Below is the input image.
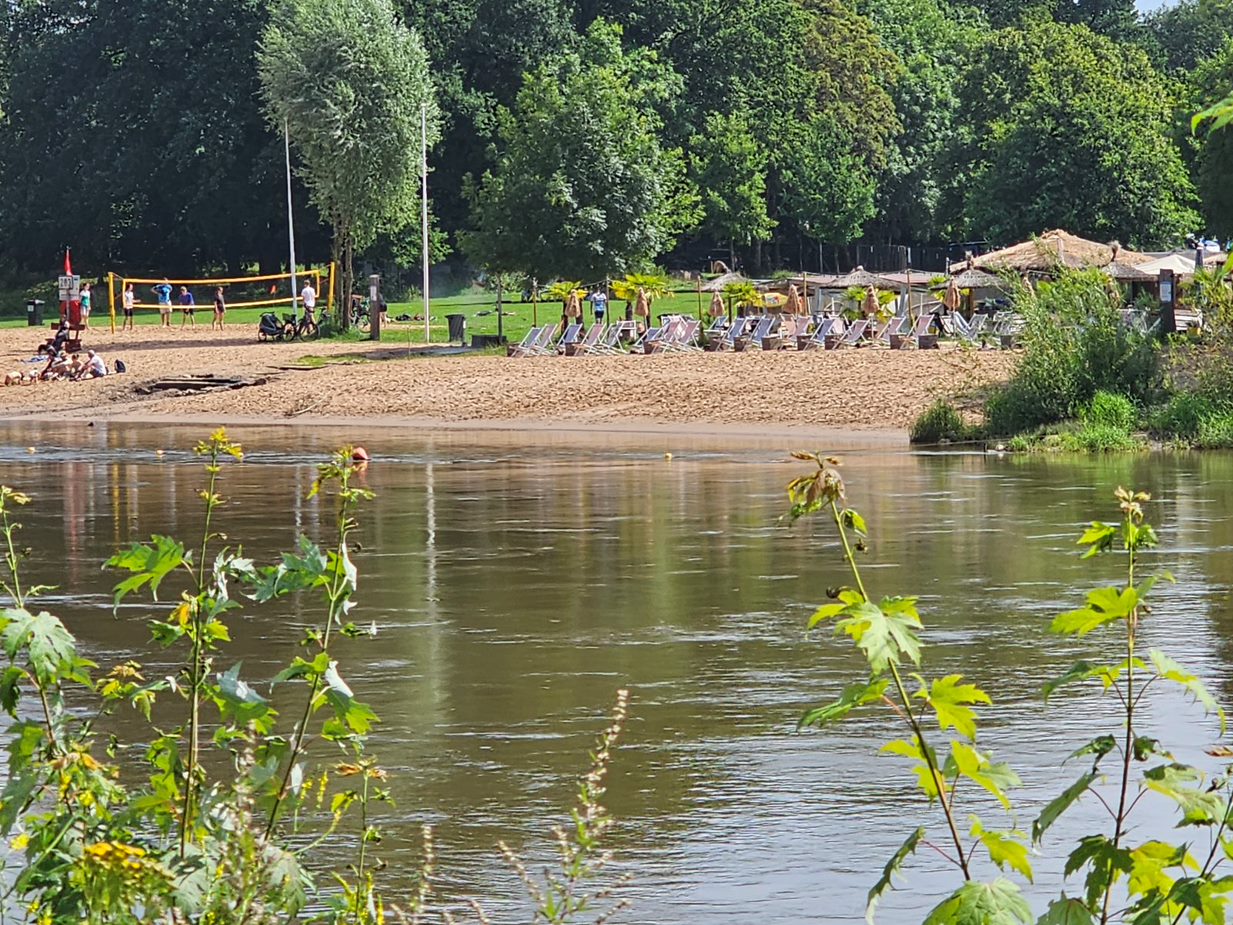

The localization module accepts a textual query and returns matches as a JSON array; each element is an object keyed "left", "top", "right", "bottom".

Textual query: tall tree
[
  {"left": 690, "top": 111, "right": 775, "bottom": 266},
  {"left": 1192, "top": 41, "right": 1233, "bottom": 238},
  {"left": 948, "top": 21, "right": 1199, "bottom": 247},
  {"left": 259, "top": 0, "right": 440, "bottom": 318},
  {"left": 464, "top": 20, "right": 700, "bottom": 283},
  {"left": 861, "top": 0, "right": 986, "bottom": 243},
  {"left": 0, "top": 0, "right": 310, "bottom": 275},
  {"left": 1143, "top": 0, "right": 1233, "bottom": 74}
]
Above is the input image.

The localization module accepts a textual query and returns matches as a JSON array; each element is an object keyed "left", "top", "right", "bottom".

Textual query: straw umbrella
[
  {"left": 861, "top": 285, "right": 880, "bottom": 318},
  {"left": 941, "top": 277, "right": 961, "bottom": 312},
  {"left": 563, "top": 290, "right": 582, "bottom": 333},
  {"left": 785, "top": 284, "right": 803, "bottom": 316},
  {"left": 708, "top": 292, "right": 725, "bottom": 318},
  {"left": 634, "top": 288, "right": 650, "bottom": 331}
]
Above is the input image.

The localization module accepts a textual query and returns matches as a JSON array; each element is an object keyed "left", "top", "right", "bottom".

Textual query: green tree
[
  {"left": 951, "top": 21, "right": 1199, "bottom": 248},
  {"left": 1143, "top": 0, "right": 1233, "bottom": 73},
  {"left": 690, "top": 111, "right": 774, "bottom": 267},
  {"left": 1192, "top": 41, "right": 1233, "bottom": 237},
  {"left": 258, "top": 0, "right": 440, "bottom": 321},
  {"left": 861, "top": 0, "right": 986, "bottom": 242},
  {"left": 0, "top": 0, "right": 313, "bottom": 275},
  {"left": 464, "top": 20, "right": 700, "bottom": 283}
]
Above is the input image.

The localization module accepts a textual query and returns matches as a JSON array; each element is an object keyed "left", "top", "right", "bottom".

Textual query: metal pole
[
  {"left": 284, "top": 119, "right": 299, "bottom": 322},
  {"left": 421, "top": 104, "right": 430, "bottom": 344}
]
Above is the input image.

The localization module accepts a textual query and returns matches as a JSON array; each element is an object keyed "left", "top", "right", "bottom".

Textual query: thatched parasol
[
  {"left": 701, "top": 271, "right": 749, "bottom": 293},
  {"left": 941, "top": 277, "right": 962, "bottom": 311},
  {"left": 835, "top": 265, "right": 899, "bottom": 289},
  {"left": 861, "top": 285, "right": 880, "bottom": 317},
  {"left": 634, "top": 288, "right": 650, "bottom": 319},
  {"left": 953, "top": 229, "right": 1152, "bottom": 274},
  {"left": 708, "top": 292, "right": 725, "bottom": 318},
  {"left": 565, "top": 291, "right": 582, "bottom": 319},
  {"left": 950, "top": 268, "right": 1005, "bottom": 290},
  {"left": 785, "top": 284, "right": 803, "bottom": 315}
]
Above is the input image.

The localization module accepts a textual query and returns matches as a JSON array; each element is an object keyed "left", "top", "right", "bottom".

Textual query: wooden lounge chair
[
  {"left": 829, "top": 318, "right": 868, "bottom": 349},
  {"left": 555, "top": 323, "right": 583, "bottom": 354},
  {"left": 712, "top": 316, "right": 749, "bottom": 352},
  {"left": 882, "top": 315, "right": 910, "bottom": 348},
  {"left": 799, "top": 316, "right": 837, "bottom": 351},
  {"left": 507, "top": 326, "right": 544, "bottom": 357},
  {"left": 735, "top": 316, "right": 775, "bottom": 352},
  {"left": 593, "top": 321, "right": 633, "bottom": 355},
  {"left": 909, "top": 313, "right": 939, "bottom": 349},
  {"left": 665, "top": 318, "right": 702, "bottom": 352},
  {"left": 565, "top": 323, "right": 604, "bottom": 356}
]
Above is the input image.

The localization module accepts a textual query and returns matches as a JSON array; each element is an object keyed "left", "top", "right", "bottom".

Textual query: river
[{"left": 1, "top": 422, "right": 1231, "bottom": 923}]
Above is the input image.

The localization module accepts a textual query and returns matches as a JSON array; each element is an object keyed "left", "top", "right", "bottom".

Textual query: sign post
[{"left": 369, "top": 274, "right": 381, "bottom": 341}]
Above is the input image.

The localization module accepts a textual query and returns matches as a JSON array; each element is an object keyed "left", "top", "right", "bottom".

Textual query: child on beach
[{"left": 212, "top": 287, "right": 225, "bottom": 330}]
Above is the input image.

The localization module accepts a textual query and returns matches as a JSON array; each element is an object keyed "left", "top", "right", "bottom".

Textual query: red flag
[{"left": 64, "top": 248, "right": 72, "bottom": 276}]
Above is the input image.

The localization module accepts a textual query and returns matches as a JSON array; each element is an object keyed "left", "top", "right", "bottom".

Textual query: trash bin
[
  {"left": 26, "top": 299, "right": 43, "bottom": 326},
  {"left": 446, "top": 313, "right": 466, "bottom": 343}
]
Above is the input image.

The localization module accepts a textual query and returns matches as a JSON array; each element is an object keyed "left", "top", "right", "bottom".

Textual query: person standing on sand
[
  {"left": 179, "top": 286, "right": 196, "bottom": 328},
  {"left": 212, "top": 287, "right": 226, "bottom": 330},
  {"left": 153, "top": 279, "right": 173, "bottom": 327},
  {"left": 122, "top": 282, "right": 135, "bottom": 331},
  {"left": 79, "top": 282, "right": 92, "bottom": 330},
  {"left": 300, "top": 280, "right": 317, "bottom": 322}
]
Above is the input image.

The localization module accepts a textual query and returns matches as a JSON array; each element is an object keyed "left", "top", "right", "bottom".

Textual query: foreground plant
[
  {"left": 0, "top": 432, "right": 387, "bottom": 923},
  {"left": 788, "top": 454, "right": 1229, "bottom": 924}
]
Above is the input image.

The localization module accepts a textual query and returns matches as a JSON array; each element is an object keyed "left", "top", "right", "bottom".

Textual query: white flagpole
[
  {"left": 284, "top": 118, "right": 299, "bottom": 322},
  {"left": 421, "top": 104, "right": 430, "bottom": 344}
]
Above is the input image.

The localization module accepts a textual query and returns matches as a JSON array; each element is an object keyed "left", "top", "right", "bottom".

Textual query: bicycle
[{"left": 281, "top": 311, "right": 319, "bottom": 340}]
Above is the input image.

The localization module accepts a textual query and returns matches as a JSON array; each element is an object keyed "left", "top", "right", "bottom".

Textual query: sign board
[
  {"left": 58, "top": 275, "right": 81, "bottom": 302},
  {"left": 1160, "top": 279, "right": 1173, "bottom": 304}
]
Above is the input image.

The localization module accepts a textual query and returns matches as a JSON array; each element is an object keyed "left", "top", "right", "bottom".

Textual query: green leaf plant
[
  {"left": 786, "top": 452, "right": 1027, "bottom": 923},
  {"left": 0, "top": 432, "right": 394, "bottom": 924},
  {"left": 788, "top": 455, "right": 1232, "bottom": 925}
]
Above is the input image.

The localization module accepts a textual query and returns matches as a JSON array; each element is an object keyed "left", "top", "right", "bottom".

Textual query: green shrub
[
  {"left": 1195, "top": 410, "right": 1233, "bottom": 449},
  {"left": 909, "top": 399, "right": 971, "bottom": 444},
  {"left": 1081, "top": 391, "right": 1137, "bottom": 432},
  {"left": 1146, "top": 392, "right": 1225, "bottom": 440},
  {"left": 985, "top": 269, "right": 1160, "bottom": 436},
  {"left": 1060, "top": 422, "right": 1142, "bottom": 453}
]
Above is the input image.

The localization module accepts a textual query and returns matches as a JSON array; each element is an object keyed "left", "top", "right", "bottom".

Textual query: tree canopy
[{"left": 0, "top": 0, "right": 1226, "bottom": 288}]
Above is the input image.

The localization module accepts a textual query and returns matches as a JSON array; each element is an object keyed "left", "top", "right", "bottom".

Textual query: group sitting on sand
[{"left": 5, "top": 348, "right": 110, "bottom": 385}]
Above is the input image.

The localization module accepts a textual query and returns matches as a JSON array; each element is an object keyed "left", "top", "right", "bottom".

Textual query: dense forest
[{"left": 0, "top": 0, "right": 1230, "bottom": 284}]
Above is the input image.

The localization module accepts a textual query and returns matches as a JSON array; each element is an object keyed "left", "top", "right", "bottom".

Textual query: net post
[
  {"left": 108, "top": 272, "right": 116, "bottom": 333},
  {"left": 327, "top": 262, "right": 336, "bottom": 320}
]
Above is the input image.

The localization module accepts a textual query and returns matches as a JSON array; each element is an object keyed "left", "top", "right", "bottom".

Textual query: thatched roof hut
[
  {"left": 701, "top": 271, "right": 749, "bottom": 292},
  {"left": 834, "top": 266, "right": 899, "bottom": 289},
  {"left": 951, "top": 230, "right": 1151, "bottom": 274},
  {"left": 1103, "top": 261, "right": 1155, "bottom": 283},
  {"left": 948, "top": 268, "right": 1005, "bottom": 290}
]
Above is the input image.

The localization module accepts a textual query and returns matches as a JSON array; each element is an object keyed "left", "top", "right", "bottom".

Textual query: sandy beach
[{"left": 0, "top": 325, "right": 1015, "bottom": 433}]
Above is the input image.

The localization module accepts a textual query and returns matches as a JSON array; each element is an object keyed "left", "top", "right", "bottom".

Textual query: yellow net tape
[{"left": 120, "top": 270, "right": 321, "bottom": 286}]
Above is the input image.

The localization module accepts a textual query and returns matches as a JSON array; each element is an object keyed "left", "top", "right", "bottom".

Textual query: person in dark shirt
[{"left": 179, "top": 286, "right": 196, "bottom": 328}]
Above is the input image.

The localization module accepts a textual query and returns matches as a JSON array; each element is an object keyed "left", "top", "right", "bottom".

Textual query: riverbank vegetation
[
  {"left": 0, "top": 432, "right": 630, "bottom": 923},
  {"left": 788, "top": 452, "right": 1229, "bottom": 923},
  {"left": 911, "top": 255, "right": 1233, "bottom": 451}
]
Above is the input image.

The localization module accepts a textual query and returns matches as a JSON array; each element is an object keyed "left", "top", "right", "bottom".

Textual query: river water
[{"left": 1, "top": 422, "right": 1231, "bottom": 923}]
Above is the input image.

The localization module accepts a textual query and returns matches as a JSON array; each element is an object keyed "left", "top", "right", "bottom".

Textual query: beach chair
[
  {"left": 909, "top": 313, "right": 939, "bottom": 349},
  {"left": 993, "top": 313, "right": 1025, "bottom": 349},
  {"left": 735, "top": 316, "right": 776, "bottom": 352},
  {"left": 763, "top": 316, "right": 802, "bottom": 350},
  {"left": 829, "top": 318, "right": 868, "bottom": 349},
  {"left": 636, "top": 321, "right": 666, "bottom": 354},
  {"left": 527, "top": 325, "right": 558, "bottom": 356},
  {"left": 799, "top": 316, "right": 837, "bottom": 351},
  {"left": 593, "top": 321, "right": 633, "bottom": 355},
  {"left": 666, "top": 318, "right": 702, "bottom": 352},
  {"left": 507, "top": 326, "right": 545, "bottom": 357},
  {"left": 555, "top": 323, "right": 583, "bottom": 354},
  {"left": 712, "top": 316, "right": 749, "bottom": 352},
  {"left": 565, "top": 322, "right": 604, "bottom": 356},
  {"left": 879, "top": 315, "right": 909, "bottom": 348},
  {"left": 701, "top": 317, "right": 727, "bottom": 349}
]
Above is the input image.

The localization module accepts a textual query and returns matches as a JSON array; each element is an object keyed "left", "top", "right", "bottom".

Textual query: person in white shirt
[
  {"left": 300, "top": 282, "right": 317, "bottom": 319},
  {"left": 77, "top": 350, "right": 107, "bottom": 380}
]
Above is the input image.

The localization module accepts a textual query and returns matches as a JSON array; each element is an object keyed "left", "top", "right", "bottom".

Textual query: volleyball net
[{"left": 104, "top": 265, "right": 335, "bottom": 331}]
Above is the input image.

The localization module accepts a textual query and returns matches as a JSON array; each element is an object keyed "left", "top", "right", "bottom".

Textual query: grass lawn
[{"left": 0, "top": 285, "right": 711, "bottom": 347}]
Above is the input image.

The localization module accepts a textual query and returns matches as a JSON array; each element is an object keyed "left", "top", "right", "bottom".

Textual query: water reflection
[{"left": 1, "top": 423, "right": 1231, "bottom": 923}]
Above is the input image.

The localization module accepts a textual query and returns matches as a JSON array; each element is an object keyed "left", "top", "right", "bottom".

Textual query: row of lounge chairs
[{"left": 507, "top": 311, "right": 1030, "bottom": 357}]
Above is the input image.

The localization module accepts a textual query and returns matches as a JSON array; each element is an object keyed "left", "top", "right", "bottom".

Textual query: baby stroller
[{"left": 257, "top": 312, "right": 295, "bottom": 342}]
